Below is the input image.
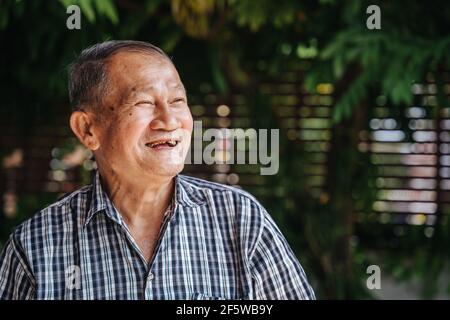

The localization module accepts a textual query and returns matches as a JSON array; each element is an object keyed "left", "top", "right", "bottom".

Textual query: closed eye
[
  {"left": 171, "top": 98, "right": 186, "bottom": 104},
  {"left": 135, "top": 101, "right": 155, "bottom": 106}
]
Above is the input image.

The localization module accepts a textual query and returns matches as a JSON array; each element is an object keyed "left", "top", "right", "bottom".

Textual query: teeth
[{"left": 148, "top": 140, "right": 178, "bottom": 148}]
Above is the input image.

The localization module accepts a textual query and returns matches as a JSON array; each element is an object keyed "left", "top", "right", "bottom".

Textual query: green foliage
[
  {"left": 229, "top": 0, "right": 299, "bottom": 31},
  {"left": 303, "top": 1, "right": 450, "bottom": 122},
  {"left": 306, "top": 29, "right": 450, "bottom": 122},
  {"left": 59, "top": 0, "right": 119, "bottom": 24}
]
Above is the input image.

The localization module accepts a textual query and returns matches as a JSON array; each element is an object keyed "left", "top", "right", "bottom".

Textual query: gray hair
[{"left": 68, "top": 40, "right": 170, "bottom": 112}]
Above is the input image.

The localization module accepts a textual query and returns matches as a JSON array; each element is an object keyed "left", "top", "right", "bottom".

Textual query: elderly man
[{"left": 0, "top": 40, "right": 315, "bottom": 300}]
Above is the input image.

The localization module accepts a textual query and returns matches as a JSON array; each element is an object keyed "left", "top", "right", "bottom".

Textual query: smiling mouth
[{"left": 145, "top": 139, "right": 180, "bottom": 149}]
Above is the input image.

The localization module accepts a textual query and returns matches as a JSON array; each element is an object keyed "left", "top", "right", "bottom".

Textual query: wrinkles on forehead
[
  {"left": 123, "top": 83, "right": 186, "bottom": 103},
  {"left": 102, "top": 51, "right": 183, "bottom": 110}
]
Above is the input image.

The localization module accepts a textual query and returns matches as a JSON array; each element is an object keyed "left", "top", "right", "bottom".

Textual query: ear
[{"left": 69, "top": 111, "right": 100, "bottom": 151}]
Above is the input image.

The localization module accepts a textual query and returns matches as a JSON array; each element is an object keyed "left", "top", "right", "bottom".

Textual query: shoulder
[
  {"left": 178, "top": 175, "right": 270, "bottom": 252},
  {"left": 178, "top": 174, "right": 266, "bottom": 213},
  {"left": 11, "top": 184, "right": 92, "bottom": 250}
]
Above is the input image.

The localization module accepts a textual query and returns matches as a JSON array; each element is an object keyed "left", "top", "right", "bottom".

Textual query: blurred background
[{"left": 0, "top": 0, "right": 449, "bottom": 299}]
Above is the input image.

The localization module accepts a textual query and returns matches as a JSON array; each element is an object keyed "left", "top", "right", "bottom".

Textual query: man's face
[{"left": 92, "top": 51, "right": 193, "bottom": 180}]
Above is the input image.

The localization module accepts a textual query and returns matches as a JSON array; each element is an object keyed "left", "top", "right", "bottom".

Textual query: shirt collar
[
  {"left": 84, "top": 171, "right": 206, "bottom": 227},
  {"left": 174, "top": 175, "right": 207, "bottom": 208}
]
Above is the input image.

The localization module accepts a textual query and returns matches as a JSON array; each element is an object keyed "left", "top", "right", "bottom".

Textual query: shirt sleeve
[
  {"left": 249, "top": 211, "right": 316, "bottom": 300},
  {"left": 0, "top": 233, "right": 35, "bottom": 300}
]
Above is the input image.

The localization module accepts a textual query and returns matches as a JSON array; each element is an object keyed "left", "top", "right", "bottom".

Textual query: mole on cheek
[
  {"left": 109, "top": 107, "right": 115, "bottom": 111},
  {"left": 129, "top": 113, "right": 132, "bottom": 116}
]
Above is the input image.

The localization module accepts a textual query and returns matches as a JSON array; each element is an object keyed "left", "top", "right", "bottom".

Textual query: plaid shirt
[{"left": 0, "top": 171, "right": 315, "bottom": 300}]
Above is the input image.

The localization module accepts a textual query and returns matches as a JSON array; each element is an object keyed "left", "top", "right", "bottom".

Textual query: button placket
[{"left": 144, "top": 272, "right": 155, "bottom": 299}]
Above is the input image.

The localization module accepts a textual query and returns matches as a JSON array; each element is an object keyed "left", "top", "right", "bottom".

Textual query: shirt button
[{"left": 148, "top": 273, "right": 154, "bottom": 281}]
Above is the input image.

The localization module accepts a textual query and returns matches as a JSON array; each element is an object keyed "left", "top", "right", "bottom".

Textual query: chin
[{"left": 152, "top": 163, "right": 185, "bottom": 178}]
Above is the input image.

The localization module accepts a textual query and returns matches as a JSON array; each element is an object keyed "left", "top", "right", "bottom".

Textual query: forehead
[{"left": 106, "top": 51, "right": 183, "bottom": 91}]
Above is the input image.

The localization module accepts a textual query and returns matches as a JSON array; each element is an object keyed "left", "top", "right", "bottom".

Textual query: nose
[{"left": 149, "top": 102, "right": 181, "bottom": 131}]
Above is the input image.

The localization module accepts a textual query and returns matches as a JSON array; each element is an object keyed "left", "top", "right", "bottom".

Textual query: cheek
[
  {"left": 180, "top": 109, "right": 194, "bottom": 131},
  {"left": 102, "top": 118, "right": 145, "bottom": 150}
]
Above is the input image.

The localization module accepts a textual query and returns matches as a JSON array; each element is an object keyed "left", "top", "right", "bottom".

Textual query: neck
[{"left": 97, "top": 167, "right": 175, "bottom": 225}]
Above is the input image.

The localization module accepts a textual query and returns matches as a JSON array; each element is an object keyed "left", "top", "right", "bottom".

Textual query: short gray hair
[{"left": 68, "top": 40, "right": 170, "bottom": 112}]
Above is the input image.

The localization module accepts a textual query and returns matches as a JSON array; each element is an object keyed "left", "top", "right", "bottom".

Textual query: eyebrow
[{"left": 172, "top": 83, "right": 186, "bottom": 93}]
